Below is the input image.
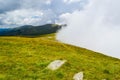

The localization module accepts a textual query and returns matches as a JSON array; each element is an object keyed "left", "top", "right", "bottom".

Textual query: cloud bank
[
  {"left": 57, "top": 0, "right": 120, "bottom": 59},
  {"left": 0, "top": 0, "right": 84, "bottom": 28}
]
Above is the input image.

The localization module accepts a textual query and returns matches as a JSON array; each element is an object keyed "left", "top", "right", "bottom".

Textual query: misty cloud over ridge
[
  {"left": 0, "top": 0, "right": 85, "bottom": 28},
  {"left": 57, "top": 0, "right": 120, "bottom": 59}
]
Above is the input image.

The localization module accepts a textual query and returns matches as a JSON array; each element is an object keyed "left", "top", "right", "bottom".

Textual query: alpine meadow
[{"left": 0, "top": 34, "right": 120, "bottom": 80}]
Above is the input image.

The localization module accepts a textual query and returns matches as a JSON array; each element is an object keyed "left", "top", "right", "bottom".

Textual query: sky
[{"left": 0, "top": 0, "right": 86, "bottom": 28}]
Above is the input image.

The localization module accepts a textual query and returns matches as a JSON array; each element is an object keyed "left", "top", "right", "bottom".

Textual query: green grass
[{"left": 0, "top": 34, "right": 120, "bottom": 80}]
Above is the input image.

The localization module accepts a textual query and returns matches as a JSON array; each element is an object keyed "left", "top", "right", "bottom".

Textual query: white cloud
[
  {"left": 1, "top": 9, "right": 44, "bottom": 26},
  {"left": 63, "top": 0, "right": 81, "bottom": 4},
  {"left": 0, "top": 0, "right": 84, "bottom": 27},
  {"left": 57, "top": 0, "right": 120, "bottom": 59},
  {"left": 56, "top": 13, "right": 72, "bottom": 25},
  {"left": 46, "top": 0, "right": 52, "bottom": 4}
]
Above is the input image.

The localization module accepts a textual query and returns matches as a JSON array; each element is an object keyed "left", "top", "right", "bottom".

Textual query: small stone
[
  {"left": 47, "top": 60, "right": 66, "bottom": 70},
  {"left": 48, "top": 37, "right": 52, "bottom": 39},
  {"left": 73, "top": 72, "right": 83, "bottom": 80}
]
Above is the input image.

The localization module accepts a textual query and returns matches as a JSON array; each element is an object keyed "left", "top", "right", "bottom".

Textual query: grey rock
[
  {"left": 47, "top": 60, "right": 66, "bottom": 70},
  {"left": 73, "top": 72, "right": 83, "bottom": 80}
]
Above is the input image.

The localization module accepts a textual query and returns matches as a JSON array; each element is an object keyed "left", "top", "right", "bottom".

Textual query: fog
[{"left": 57, "top": 0, "right": 120, "bottom": 59}]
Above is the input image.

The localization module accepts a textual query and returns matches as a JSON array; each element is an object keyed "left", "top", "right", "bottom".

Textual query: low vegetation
[
  {"left": 0, "top": 34, "right": 120, "bottom": 80},
  {"left": 0, "top": 24, "right": 61, "bottom": 36}
]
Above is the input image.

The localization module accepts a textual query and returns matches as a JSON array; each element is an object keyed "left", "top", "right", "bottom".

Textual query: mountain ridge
[{"left": 0, "top": 24, "right": 62, "bottom": 36}]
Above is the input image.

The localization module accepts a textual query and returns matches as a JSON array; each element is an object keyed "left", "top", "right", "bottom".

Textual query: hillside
[
  {"left": 0, "top": 34, "right": 120, "bottom": 80},
  {"left": 0, "top": 24, "right": 62, "bottom": 36}
]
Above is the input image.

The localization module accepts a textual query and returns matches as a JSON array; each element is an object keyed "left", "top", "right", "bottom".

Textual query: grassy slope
[{"left": 0, "top": 34, "right": 120, "bottom": 80}]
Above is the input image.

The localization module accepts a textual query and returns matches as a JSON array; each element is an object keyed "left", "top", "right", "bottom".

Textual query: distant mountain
[
  {"left": 0, "top": 28, "right": 12, "bottom": 35},
  {"left": 0, "top": 24, "right": 62, "bottom": 36}
]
